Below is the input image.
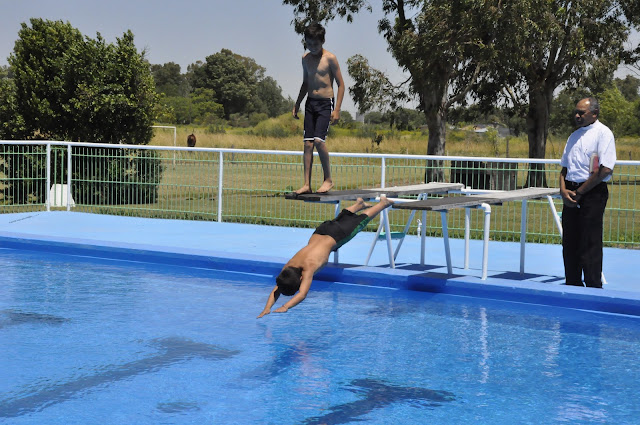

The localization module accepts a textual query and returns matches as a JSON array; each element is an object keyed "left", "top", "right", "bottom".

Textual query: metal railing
[{"left": 1, "top": 140, "right": 639, "bottom": 248}]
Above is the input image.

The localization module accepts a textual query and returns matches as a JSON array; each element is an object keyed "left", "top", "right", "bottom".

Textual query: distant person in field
[
  {"left": 291, "top": 22, "right": 345, "bottom": 195},
  {"left": 258, "top": 196, "right": 393, "bottom": 317},
  {"left": 559, "top": 97, "right": 616, "bottom": 288}
]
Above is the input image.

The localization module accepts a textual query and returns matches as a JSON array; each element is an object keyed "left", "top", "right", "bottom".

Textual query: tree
[
  {"left": 191, "top": 88, "right": 225, "bottom": 124},
  {"left": 8, "top": 19, "right": 157, "bottom": 144},
  {"left": 384, "top": 108, "right": 426, "bottom": 131},
  {"left": 2, "top": 19, "right": 161, "bottom": 204},
  {"left": 336, "top": 110, "right": 354, "bottom": 127},
  {"left": 252, "top": 76, "right": 291, "bottom": 117},
  {"left": 346, "top": 54, "right": 397, "bottom": 114},
  {"left": 0, "top": 65, "right": 12, "bottom": 80},
  {"left": 151, "top": 62, "right": 189, "bottom": 97},
  {"left": 364, "top": 111, "right": 385, "bottom": 125},
  {"left": 0, "top": 77, "right": 24, "bottom": 139},
  {"left": 614, "top": 75, "right": 640, "bottom": 102},
  {"left": 9, "top": 19, "right": 84, "bottom": 140},
  {"left": 489, "top": 1, "right": 633, "bottom": 186},
  {"left": 598, "top": 85, "right": 640, "bottom": 136},
  {"left": 189, "top": 49, "right": 290, "bottom": 120},
  {"left": 190, "top": 49, "right": 257, "bottom": 118},
  {"left": 284, "top": 0, "right": 499, "bottom": 181}
]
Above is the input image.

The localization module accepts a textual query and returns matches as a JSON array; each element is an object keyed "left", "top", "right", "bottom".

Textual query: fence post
[
  {"left": 46, "top": 143, "right": 51, "bottom": 211},
  {"left": 380, "top": 156, "right": 386, "bottom": 188},
  {"left": 217, "top": 151, "right": 224, "bottom": 222},
  {"left": 67, "top": 144, "right": 72, "bottom": 211}
]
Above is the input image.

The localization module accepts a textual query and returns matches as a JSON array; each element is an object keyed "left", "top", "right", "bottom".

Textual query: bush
[
  {"left": 72, "top": 148, "right": 164, "bottom": 205},
  {"left": 249, "top": 112, "right": 269, "bottom": 127},
  {"left": 206, "top": 124, "right": 226, "bottom": 134},
  {"left": 250, "top": 113, "right": 303, "bottom": 138},
  {"left": 2, "top": 19, "right": 164, "bottom": 207}
]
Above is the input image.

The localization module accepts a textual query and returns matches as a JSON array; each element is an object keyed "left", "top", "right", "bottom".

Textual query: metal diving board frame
[
  {"left": 284, "top": 183, "right": 464, "bottom": 267},
  {"left": 393, "top": 187, "right": 561, "bottom": 280}
]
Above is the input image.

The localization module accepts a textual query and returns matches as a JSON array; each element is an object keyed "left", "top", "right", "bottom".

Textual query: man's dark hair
[
  {"left": 586, "top": 97, "right": 600, "bottom": 117},
  {"left": 276, "top": 266, "right": 302, "bottom": 296},
  {"left": 304, "top": 22, "right": 326, "bottom": 42}
]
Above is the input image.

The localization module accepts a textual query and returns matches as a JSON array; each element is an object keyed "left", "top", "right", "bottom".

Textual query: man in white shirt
[{"left": 559, "top": 97, "right": 616, "bottom": 288}]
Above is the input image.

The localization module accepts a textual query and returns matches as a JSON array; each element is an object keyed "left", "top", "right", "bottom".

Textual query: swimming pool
[{"left": 1, "top": 248, "right": 640, "bottom": 424}]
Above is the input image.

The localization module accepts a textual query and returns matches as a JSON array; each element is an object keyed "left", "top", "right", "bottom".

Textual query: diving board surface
[
  {"left": 394, "top": 187, "right": 559, "bottom": 211},
  {"left": 285, "top": 182, "right": 463, "bottom": 202}
]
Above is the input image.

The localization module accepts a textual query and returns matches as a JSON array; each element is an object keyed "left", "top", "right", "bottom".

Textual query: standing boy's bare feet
[
  {"left": 316, "top": 180, "right": 334, "bottom": 193},
  {"left": 294, "top": 185, "right": 312, "bottom": 195}
]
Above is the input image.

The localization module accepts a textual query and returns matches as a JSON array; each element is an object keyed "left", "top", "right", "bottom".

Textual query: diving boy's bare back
[{"left": 258, "top": 197, "right": 393, "bottom": 318}]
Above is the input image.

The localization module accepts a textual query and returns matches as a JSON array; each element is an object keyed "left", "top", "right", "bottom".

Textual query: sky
[{"left": 1, "top": 0, "right": 638, "bottom": 116}]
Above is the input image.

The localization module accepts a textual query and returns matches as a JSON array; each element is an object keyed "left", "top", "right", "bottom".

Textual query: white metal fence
[{"left": 1, "top": 140, "right": 639, "bottom": 248}]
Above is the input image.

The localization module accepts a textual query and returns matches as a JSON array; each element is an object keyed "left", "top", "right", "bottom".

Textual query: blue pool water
[{"left": 1, "top": 248, "right": 640, "bottom": 424}]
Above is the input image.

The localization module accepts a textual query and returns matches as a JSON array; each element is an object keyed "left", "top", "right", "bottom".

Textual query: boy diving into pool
[{"left": 257, "top": 196, "right": 393, "bottom": 318}]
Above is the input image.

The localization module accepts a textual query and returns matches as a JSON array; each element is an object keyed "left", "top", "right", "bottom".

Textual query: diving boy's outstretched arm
[
  {"left": 257, "top": 286, "right": 281, "bottom": 318},
  {"left": 273, "top": 271, "right": 313, "bottom": 314}
]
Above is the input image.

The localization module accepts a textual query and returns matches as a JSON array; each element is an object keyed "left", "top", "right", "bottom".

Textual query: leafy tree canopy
[
  {"left": 614, "top": 75, "right": 640, "bottom": 101},
  {"left": 158, "top": 49, "right": 293, "bottom": 125},
  {"left": 485, "top": 1, "right": 633, "bottom": 163},
  {"left": 0, "top": 65, "right": 12, "bottom": 80},
  {"left": 3, "top": 18, "right": 156, "bottom": 144},
  {"left": 189, "top": 49, "right": 260, "bottom": 118},
  {"left": 151, "top": 62, "right": 188, "bottom": 97}
]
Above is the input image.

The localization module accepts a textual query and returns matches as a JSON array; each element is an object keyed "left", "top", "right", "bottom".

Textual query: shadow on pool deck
[{"left": 0, "top": 211, "right": 639, "bottom": 315}]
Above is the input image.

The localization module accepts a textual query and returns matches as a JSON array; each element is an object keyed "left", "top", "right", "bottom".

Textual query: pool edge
[{"left": 2, "top": 232, "right": 640, "bottom": 317}]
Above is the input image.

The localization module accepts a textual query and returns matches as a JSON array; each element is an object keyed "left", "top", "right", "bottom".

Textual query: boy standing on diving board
[
  {"left": 258, "top": 196, "right": 393, "bottom": 318},
  {"left": 291, "top": 22, "right": 345, "bottom": 195}
]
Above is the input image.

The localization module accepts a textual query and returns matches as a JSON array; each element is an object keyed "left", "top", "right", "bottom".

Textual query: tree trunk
[
  {"left": 423, "top": 103, "right": 447, "bottom": 183},
  {"left": 525, "top": 86, "right": 553, "bottom": 187}
]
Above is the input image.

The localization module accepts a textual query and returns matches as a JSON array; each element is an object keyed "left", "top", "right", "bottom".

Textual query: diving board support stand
[
  {"left": 366, "top": 192, "right": 430, "bottom": 267},
  {"left": 440, "top": 211, "right": 453, "bottom": 274},
  {"left": 382, "top": 208, "right": 395, "bottom": 268},
  {"left": 464, "top": 208, "right": 471, "bottom": 269},
  {"left": 364, "top": 194, "right": 396, "bottom": 268},
  {"left": 462, "top": 204, "right": 491, "bottom": 279},
  {"left": 480, "top": 203, "right": 491, "bottom": 280},
  {"left": 420, "top": 210, "right": 427, "bottom": 266},
  {"left": 520, "top": 199, "right": 527, "bottom": 274}
]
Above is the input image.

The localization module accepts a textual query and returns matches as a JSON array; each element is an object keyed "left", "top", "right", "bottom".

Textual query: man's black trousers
[{"left": 562, "top": 181, "right": 608, "bottom": 288}]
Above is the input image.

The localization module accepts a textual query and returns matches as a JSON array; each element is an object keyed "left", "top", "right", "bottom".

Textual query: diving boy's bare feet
[
  {"left": 316, "top": 180, "right": 334, "bottom": 193},
  {"left": 294, "top": 185, "right": 312, "bottom": 195},
  {"left": 379, "top": 195, "right": 394, "bottom": 208},
  {"left": 354, "top": 197, "right": 371, "bottom": 211}
]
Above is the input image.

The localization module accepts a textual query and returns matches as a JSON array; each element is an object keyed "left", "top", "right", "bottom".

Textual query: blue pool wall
[{"left": 2, "top": 223, "right": 640, "bottom": 318}]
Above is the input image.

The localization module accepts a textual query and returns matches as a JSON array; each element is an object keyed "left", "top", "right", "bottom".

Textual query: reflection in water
[
  {"left": 478, "top": 307, "right": 490, "bottom": 384},
  {"left": 554, "top": 322, "right": 608, "bottom": 423},
  {"left": 156, "top": 401, "right": 201, "bottom": 414},
  {"left": 302, "top": 378, "right": 455, "bottom": 425},
  {"left": 242, "top": 330, "right": 335, "bottom": 382},
  {"left": 0, "top": 309, "right": 69, "bottom": 329},
  {"left": 0, "top": 337, "right": 239, "bottom": 418}
]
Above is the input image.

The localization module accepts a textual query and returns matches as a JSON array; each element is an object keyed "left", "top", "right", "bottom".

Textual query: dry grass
[{"left": 152, "top": 123, "right": 640, "bottom": 160}]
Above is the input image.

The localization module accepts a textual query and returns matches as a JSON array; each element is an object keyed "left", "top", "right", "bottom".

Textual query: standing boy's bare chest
[{"left": 304, "top": 54, "right": 331, "bottom": 79}]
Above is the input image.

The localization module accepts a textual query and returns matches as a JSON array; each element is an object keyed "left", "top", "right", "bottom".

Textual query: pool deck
[{"left": 1, "top": 211, "right": 639, "bottom": 315}]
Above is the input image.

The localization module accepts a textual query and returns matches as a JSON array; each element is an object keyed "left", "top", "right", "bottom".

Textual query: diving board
[
  {"left": 285, "top": 182, "right": 463, "bottom": 202},
  {"left": 394, "top": 187, "right": 560, "bottom": 279},
  {"left": 284, "top": 183, "right": 464, "bottom": 267}
]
